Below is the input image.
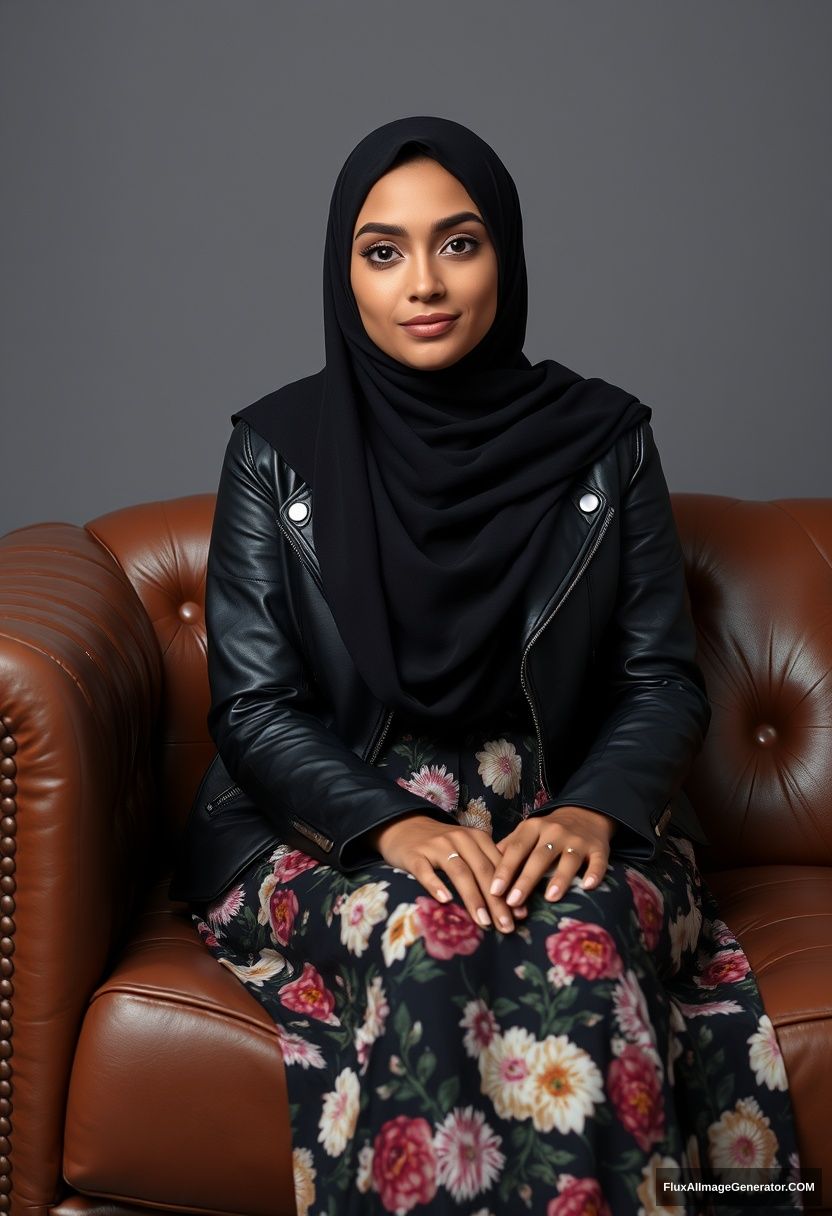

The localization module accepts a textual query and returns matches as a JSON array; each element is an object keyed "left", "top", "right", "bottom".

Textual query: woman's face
[{"left": 350, "top": 157, "right": 498, "bottom": 370}]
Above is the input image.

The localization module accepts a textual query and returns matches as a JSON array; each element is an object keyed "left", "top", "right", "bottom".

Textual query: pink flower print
[
  {"left": 207, "top": 882, "right": 244, "bottom": 928},
  {"left": 547, "top": 1175, "right": 612, "bottom": 1216},
  {"left": 459, "top": 998, "right": 500, "bottom": 1059},
  {"left": 546, "top": 919, "right": 624, "bottom": 981},
  {"left": 607, "top": 1043, "right": 665, "bottom": 1153},
  {"left": 279, "top": 962, "right": 339, "bottom": 1024},
  {"left": 625, "top": 868, "right": 664, "bottom": 951},
  {"left": 372, "top": 1115, "right": 437, "bottom": 1213},
  {"left": 414, "top": 896, "right": 484, "bottom": 960},
  {"left": 396, "top": 764, "right": 459, "bottom": 812},
  {"left": 194, "top": 918, "right": 218, "bottom": 947},
  {"left": 268, "top": 886, "right": 299, "bottom": 947},
  {"left": 273, "top": 850, "right": 319, "bottom": 883},
  {"left": 695, "top": 948, "right": 751, "bottom": 988}
]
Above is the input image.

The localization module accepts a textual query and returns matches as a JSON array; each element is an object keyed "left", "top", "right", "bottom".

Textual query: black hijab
[{"left": 233, "top": 115, "right": 652, "bottom": 728}]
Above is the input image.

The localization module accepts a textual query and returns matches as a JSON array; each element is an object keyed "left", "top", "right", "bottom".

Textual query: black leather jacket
[{"left": 177, "top": 414, "right": 711, "bottom": 902}]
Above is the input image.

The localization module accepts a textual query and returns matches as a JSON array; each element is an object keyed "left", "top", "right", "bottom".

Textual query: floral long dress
[{"left": 188, "top": 694, "right": 804, "bottom": 1216}]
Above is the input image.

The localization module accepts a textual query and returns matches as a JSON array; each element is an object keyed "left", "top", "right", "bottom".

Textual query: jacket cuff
[{"left": 339, "top": 805, "right": 460, "bottom": 871}]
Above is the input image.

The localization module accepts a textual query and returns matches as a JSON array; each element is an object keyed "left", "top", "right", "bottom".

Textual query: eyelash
[{"left": 358, "top": 235, "right": 481, "bottom": 269}]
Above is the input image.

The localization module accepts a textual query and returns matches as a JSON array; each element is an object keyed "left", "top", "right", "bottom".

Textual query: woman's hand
[
  {"left": 490, "top": 806, "right": 618, "bottom": 907},
  {"left": 366, "top": 813, "right": 526, "bottom": 932}
]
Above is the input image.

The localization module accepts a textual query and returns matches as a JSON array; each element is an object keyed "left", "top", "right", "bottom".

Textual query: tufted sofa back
[
  {"left": 85, "top": 493, "right": 216, "bottom": 853},
  {"left": 84, "top": 489, "right": 832, "bottom": 875}
]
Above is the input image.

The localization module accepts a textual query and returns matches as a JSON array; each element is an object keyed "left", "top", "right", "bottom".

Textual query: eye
[
  {"left": 359, "top": 242, "right": 400, "bottom": 268},
  {"left": 358, "top": 234, "right": 481, "bottom": 269}
]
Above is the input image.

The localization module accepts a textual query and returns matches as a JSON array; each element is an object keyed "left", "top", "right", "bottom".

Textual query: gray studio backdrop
[{"left": 1, "top": 1, "right": 830, "bottom": 535}]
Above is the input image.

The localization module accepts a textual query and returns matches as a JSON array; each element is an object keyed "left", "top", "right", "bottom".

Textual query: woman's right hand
[{"left": 366, "top": 813, "right": 523, "bottom": 932}]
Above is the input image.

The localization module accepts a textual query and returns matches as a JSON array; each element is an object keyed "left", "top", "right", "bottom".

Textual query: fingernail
[
  {"left": 582, "top": 875, "right": 596, "bottom": 888},
  {"left": 490, "top": 878, "right": 506, "bottom": 896},
  {"left": 435, "top": 889, "right": 450, "bottom": 902},
  {"left": 476, "top": 907, "right": 491, "bottom": 926},
  {"left": 506, "top": 887, "right": 523, "bottom": 906},
  {"left": 499, "top": 915, "right": 513, "bottom": 930},
  {"left": 546, "top": 883, "right": 559, "bottom": 899}
]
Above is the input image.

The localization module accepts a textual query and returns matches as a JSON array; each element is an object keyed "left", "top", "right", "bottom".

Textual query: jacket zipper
[
  {"left": 367, "top": 708, "right": 395, "bottom": 764},
  {"left": 206, "top": 783, "right": 243, "bottom": 815},
  {"left": 520, "top": 505, "right": 615, "bottom": 791},
  {"left": 276, "top": 514, "right": 323, "bottom": 593}
]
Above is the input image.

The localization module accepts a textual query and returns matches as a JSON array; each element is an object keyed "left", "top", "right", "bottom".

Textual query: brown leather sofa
[{"left": 0, "top": 486, "right": 829, "bottom": 1216}]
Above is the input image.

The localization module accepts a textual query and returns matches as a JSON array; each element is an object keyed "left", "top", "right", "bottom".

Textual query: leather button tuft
[
  {"left": 578, "top": 492, "right": 600, "bottom": 513},
  {"left": 287, "top": 501, "right": 310, "bottom": 523},
  {"left": 755, "top": 724, "right": 778, "bottom": 747},
  {"left": 178, "top": 601, "right": 200, "bottom": 622}
]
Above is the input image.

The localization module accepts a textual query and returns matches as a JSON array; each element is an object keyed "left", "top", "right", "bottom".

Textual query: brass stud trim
[{"left": 0, "top": 713, "right": 15, "bottom": 1207}]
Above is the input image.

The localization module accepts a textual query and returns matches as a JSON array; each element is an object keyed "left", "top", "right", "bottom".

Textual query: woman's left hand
[{"left": 490, "top": 806, "right": 618, "bottom": 912}]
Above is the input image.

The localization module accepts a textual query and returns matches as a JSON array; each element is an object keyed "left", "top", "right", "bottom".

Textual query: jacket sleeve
[
  {"left": 529, "top": 420, "right": 712, "bottom": 860},
  {"left": 205, "top": 419, "right": 458, "bottom": 872}
]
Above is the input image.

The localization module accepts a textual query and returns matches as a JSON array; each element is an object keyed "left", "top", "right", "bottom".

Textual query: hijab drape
[{"left": 232, "top": 115, "right": 652, "bottom": 727}]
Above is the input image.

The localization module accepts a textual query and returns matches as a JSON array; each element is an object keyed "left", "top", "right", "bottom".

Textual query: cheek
[
  {"left": 469, "top": 278, "right": 498, "bottom": 331},
  {"left": 465, "top": 259, "right": 498, "bottom": 315},
  {"left": 353, "top": 273, "right": 397, "bottom": 325}
]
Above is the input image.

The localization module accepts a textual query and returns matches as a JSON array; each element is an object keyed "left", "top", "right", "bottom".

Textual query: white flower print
[
  {"left": 356, "top": 1142, "right": 374, "bottom": 1193},
  {"left": 207, "top": 881, "right": 245, "bottom": 928},
  {"left": 456, "top": 795, "right": 492, "bottom": 833},
  {"left": 217, "top": 948, "right": 288, "bottom": 987},
  {"left": 380, "top": 901, "right": 420, "bottom": 967},
  {"left": 274, "top": 1026, "right": 326, "bottom": 1070},
  {"left": 636, "top": 1152, "right": 682, "bottom": 1214},
  {"left": 747, "top": 1014, "right": 788, "bottom": 1091},
  {"left": 707, "top": 1096, "right": 778, "bottom": 1181},
  {"left": 433, "top": 1105, "right": 505, "bottom": 1200},
  {"left": 292, "top": 1145, "right": 316, "bottom": 1216},
  {"left": 317, "top": 1067, "right": 360, "bottom": 1157},
  {"left": 338, "top": 881, "right": 390, "bottom": 956},
  {"left": 354, "top": 975, "right": 390, "bottom": 1075},
  {"left": 478, "top": 1026, "right": 537, "bottom": 1120},
  {"left": 397, "top": 763, "right": 459, "bottom": 811},
  {"left": 528, "top": 1033, "right": 605, "bottom": 1135},
  {"left": 476, "top": 738, "right": 522, "bottom": 798}
]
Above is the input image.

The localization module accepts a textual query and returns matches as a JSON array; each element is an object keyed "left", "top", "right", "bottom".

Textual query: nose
[{"left": 407, "top": 251, "right": 445, "bottom": 299}]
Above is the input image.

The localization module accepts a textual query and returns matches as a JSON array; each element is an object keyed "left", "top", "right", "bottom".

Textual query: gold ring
[
  {"left": 565, "top": 846, "right": 577, "bottom": 854},
  {"left": 446, "top": 852, "right": 460, "bottom": 861}
]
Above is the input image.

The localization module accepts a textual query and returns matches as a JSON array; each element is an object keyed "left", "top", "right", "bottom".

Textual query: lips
[
  {"left": 401, "top": 313, "right": 459, "bottom": 325},
  {"left": 399, "top": 314, "right": 461, "bottom": 338}
]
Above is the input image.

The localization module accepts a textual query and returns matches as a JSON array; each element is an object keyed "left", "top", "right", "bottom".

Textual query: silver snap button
[
  {"left": 578, "top": 491, "right": 600, "bottom": 513},
  {"left": 287, "top": 501, "right": 310, "bottom": 523}
]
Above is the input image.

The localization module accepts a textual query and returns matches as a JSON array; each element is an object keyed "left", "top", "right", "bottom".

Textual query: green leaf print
[
  {"left": 416, "top": 1048, "right": 437, "bottom": 1083},
  {"left": 393, "top": 1001, "right": 412, "bottom": 1044},
  {"left": 715, "top": 1072, "right": 736, "bottom": 1110},
  {"left": 437, "top": 1074, "right": 460, "bottom": 1111},
  {"left": 538, "top": 1142, "right": 577, "bottom": 1167}
]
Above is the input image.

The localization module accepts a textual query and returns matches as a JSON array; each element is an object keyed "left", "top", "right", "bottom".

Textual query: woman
[{"left": 181, "top": 116, "right": 803, "bottom": 1214}]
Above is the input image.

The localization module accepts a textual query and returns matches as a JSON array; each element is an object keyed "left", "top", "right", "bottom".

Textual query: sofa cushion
[{"left": 63, "top": 878, "right": 294, "bottom": 1215}]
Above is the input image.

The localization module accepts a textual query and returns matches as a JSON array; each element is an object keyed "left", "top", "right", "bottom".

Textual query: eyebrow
[{"left": 353, "top": 210, "right": 486, "bottom": 241}]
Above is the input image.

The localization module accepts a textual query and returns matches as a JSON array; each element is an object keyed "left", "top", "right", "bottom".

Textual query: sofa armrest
[{"left": 0, "top": 520, "right": 162, "bottom": 1203}]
